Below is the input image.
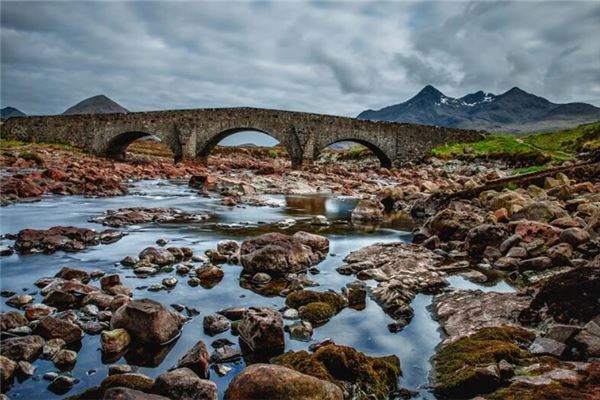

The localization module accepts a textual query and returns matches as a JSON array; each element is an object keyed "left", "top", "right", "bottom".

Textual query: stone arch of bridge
[
  {"left": 196, "top": 127, "right": 299, "bottom": 166},
  {"left": 318, "top": 138, "right": 393, "bottom": 168},
  {"left": 103, "top": 131, "right": 182, "bottom": 162}
]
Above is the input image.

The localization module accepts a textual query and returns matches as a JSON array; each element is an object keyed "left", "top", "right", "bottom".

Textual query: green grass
[
  {"left": 511, "top": 165, "right": 548, "bottom": 175},
  {"left": 431, "top": 120, "right": 600, "bottom": 164}
]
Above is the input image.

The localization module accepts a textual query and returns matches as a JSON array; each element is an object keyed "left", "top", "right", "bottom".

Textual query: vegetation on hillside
[{"left": 431, "top": 121, "right": 600, "bottom": 166}]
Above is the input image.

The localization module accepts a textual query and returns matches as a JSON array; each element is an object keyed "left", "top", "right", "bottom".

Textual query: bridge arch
[
  {"left": 196, "top": 127, "right": 298, "bottom": 166},
  {"left": 318, "top": 138, "right": 393, "bottom": 168},
  {"left": 102, "top": 130, "right": 183, "bottom": 162}
]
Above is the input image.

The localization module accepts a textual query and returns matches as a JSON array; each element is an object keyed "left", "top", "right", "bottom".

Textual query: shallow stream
[{"left": 0, "top": 180, "right": 514, "bottom": 399}]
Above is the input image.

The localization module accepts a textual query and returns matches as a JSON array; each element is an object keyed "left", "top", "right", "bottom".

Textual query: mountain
[
  {"left": 62, "top": 95, "right": 128, "bottom": 115},
  {"left": 358, "top": 85, "right": 600, "bottom": 133},
  {"left": 1, "top": 106, "right": 26, "bottom": 119}
]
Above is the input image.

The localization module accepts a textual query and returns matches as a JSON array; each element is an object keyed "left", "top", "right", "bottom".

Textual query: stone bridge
[{"left": 0, "top": 107, "right": 483, "bottom": 167}]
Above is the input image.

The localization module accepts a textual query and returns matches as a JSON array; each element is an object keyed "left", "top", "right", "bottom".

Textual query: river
[{"left": 0, "top": 179, "right": 514, "bottom": 399}]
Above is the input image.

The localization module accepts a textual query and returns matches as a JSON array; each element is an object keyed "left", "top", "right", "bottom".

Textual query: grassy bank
[{"left": 431, "top": 121, "right": 600, "bottom": 166}]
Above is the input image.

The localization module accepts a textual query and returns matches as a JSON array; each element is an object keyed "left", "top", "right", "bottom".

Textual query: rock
[
  {"left": 210, "top": 345, "right": 241, "bottom": 364},
  {"left": 13, "top": 226, "right": 106, "bottom": 254},
  {"left": 432, "top": 326, "right": 534, "bottom": 398},
  {"left": 138, "top": 247, "right": 175, "bottom": 266},
  {"left": 288, "top": 321, "right": 313, "bottom": 341},
  {"left": 82, "top": 304, "right": 100, "bottom": 316},
  {"left": 520, "top": 266, "right": 600, "bottom": 325},
  {"left": 203, "top": 314, "right": 231, "bottom": 336},
  {"left": 529, "top": 337, "right": 567, "bottom": 358},
  {"left": 174, "top": 340, "right": 210, "bottom": 379},
  {"left": 240, "top": 232, "right": 326, "bottom": 275},
  {"left": 340, "top": 242, "right": 447, "bottom": 330},
  {"left": 212, "top": 364, "right": 232, "bottom": 377},
  {"left": 559, "top": 227, "right": 590, "bottom": 246},
  {"left": 493, "top": 256, "right": 520, "bottom": 271},
  {"left": 573, "top": 321, "right": 600, "bottom": 357},
  {"left": 109, "top": 364, "right": 136, "bottom": 375},
  {"left": 351, "top": 199, "right": 384, "bottom": 222},
  {"left": 110, "top": 294, "right": 131, "bottom": 311},
  {"left": 17, "top": 359, "right": 35, "bottom": 379},
  {"left": 498, "top": 359, "right": 514, "bottom": 380},
  {"left": 426, "top": 207, "right": 485, "bottom": 241},
  {"left": 499, "top": 233, "right": 522, "bottom": 254},
  {"left": 519, "top": 256, "right": 553, "bottom": 271},
  {"left": 121, "top": 256, "right": 137, "bottom": 267},
  {"left": 52, "top": 349, "right": 77, "bottom": 369},
  {"left": 47, "top": 375, "right": 79, "bottom": 394},
  {"left": 547, "top": 243, "right": 573, "bottom": 266},
  {"left": 150, "top": 368, "right": 218, "bottom": 400},
  {"left": 251, "top": 272, "right": 271, "bottom": 285},
  {"left": 104, "top": 387, "right": 170, "bottom": 400},
  {"left": 291, "top": 231, "right": 329, "bottom": 255},
  {"left": 100, "top": 373, "right": 155, "bottom": 394},
  {"left": 272, "top": 342, "right": 401, "bottom": 399},
  {"left": 0, "top": 311, "right": 28, "bottom": 330},
  {"left": 511, "top": 201, "right": 568, "bottom": 222},
  {"left": 23, "top": 303, "right": 54, "bottom": 321},
  {"left": 162, "top": 277, "right": 178, "bottom": 288},
  {"left": 506, "top": 246, "right": 527, "bottom": 258},
  {"left": 42, "top": 338, "right": 66, "bottom": 359},
  {"left": 0, "top": 355, "right": 17, "bottom": 386},
  {"left": 55, "top": 266, "right": 91, "bottom": 282},
  {"left": 544, "top": 324, "right": 581, "bottom": 343},
  {"left": 6, "top": 294, "right": 33, "bottom": 308},
  {"left": 33, "top": 316, "right": 82, "bottom": 344},
  {"left": 217, "top": 240, "right": 240, "bottom": 256},
  {"left": 92, "top": 207, "right": 209, "bottom": 227},
  {"left": 101, "top": 274, "right": 122, "bottom": 290},
  {"left": 513, "top": 220, "right": 562, "bottom": 244},
  {"left": 311, "top": 215, "right": 330, "bottom": 226},
  {"left": 238, "top": 307, "right": 284, "bottom": 352},
  {"left": 282, "top": 308, "right": 299, "bottom": 320},
  {"left": 465, "top": 224, "right": 507, "bottom": 257},
  {"left": 217, "top": 307, "right": 248, "bottom": 321},
  {"left": 82, "top": 292, "right": 114, "bottom": 310},
  {"left": 101, "top": 328, "right": 131, "bottom": 354},
  {"left": 433, "top": 290, "right": 531, "bottom": 342},
  {"left": 298, "top": 302, "right": 335, "bottom": 325},
  {"left": 0, "top": 245, "right": 14, "bottom": 256},
  {"left": 111, "top": 299, "right": 183, "bottom": 345},
  {"left": 224, "top": 364, "right": 343, "bottom": 400},
  {"left": 195, "top": 265, "right": 224, "bottom": 285}
]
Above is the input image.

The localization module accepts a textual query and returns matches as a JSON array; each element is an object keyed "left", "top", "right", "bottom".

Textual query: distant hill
[
  {"left": 358, "top": 85, "right": 600, "bottom": 133},
  {"left": 63, "top": 95, "right": 128, "bottom": 115},
  {"left": 1, "top": 106, "right": 26, "bottom": 119}
]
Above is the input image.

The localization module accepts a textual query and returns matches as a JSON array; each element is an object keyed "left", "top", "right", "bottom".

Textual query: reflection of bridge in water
[{"left": 1, "top": 107, "right": 483, "bottom": 168}]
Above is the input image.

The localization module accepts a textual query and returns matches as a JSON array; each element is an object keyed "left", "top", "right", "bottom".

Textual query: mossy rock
[
  {"left": 99, "top": 373, "right": 154, "bottom": 394},
  {"left": 272, "top": 343, "right": 401, "bottom": 399},
  {"left": 298, "top": 302, "right": 335, "bottom": 325},
  {"left": 285, "top": 290, "right": 347, "bottom": 312},
  {"left": 433, "top": 326, "right": 535, "bottom": 398},
  {"left": 487, "top": 382, "right": 594, "bottom": 400}
]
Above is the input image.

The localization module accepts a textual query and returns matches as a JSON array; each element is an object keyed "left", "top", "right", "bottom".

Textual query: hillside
[
  {"left": 358, "top": 86, "right": 600, "bottom": 133},
  {"left": 1, "top": 107, "right": 26, "bottom": 119},
  {"left": 62, "top": 95, "right": 128, "bottom": 115}
]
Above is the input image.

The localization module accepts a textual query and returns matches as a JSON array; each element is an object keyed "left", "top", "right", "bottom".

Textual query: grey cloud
[{"left": 1, "top": 1, "right": 598, "bottom": 117}]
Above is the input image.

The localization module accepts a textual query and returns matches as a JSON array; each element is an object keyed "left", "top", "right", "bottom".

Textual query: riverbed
[{"left": 0, "top": 179, "right": 514, "bottom": 399}]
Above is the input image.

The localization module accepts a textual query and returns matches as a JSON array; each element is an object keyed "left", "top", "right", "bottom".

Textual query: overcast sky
[{"left": 1, "top": 1, "right": 599, "bottom": 116}]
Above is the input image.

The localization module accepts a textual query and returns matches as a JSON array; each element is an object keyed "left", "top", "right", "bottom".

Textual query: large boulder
[
  {"left": 511, "top": 201, "right": 568, "bottom": 222},
  {"left": 465, "top": 224, "right": 508, "bottom": 257},
  {"left": 272, "top": 342, "right": 401, "bottom": 399},
  {"left": 173, "top": 340, "right": 210, "bottom": 379},
  {"left": 138, "top": 247, "right": 175, "bottom": 266},
  {"left": 33, "top": 316, "right": 82, "bottom": 344},
  {"left": 111, "top": 299, "right": 182, "bottom": 345},
  {"left": 224, "top": 364, "right": 343, "bottom": 400},
  {"left": 426, "top": 207, "right": 485, "bottom": 241},
  {"left": 1, "top": 335, "right": 45, "bottom": 361},
  {"left": 240, "top": 232, "right": 327, "bottom": 275},
  {"left": 152, "top": 368, "right": 217, "bottom": 400},
  {"left": 238, "top": 307, "right": 284, "bottom": 352}
]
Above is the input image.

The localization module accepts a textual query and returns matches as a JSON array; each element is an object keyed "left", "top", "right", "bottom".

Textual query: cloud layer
[{"left": 1, "top": 1, "right": 599, "bottom": 116}]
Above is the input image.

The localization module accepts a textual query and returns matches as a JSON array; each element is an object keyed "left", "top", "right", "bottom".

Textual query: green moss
[
  {"left": 272, "top": 343, "right": 401, "bottom": 399},
  {"left": 285, "top": 289, "right": 347, "bottom": 312},
  {"left": 433, "top": 326, "right": 535, "bottom": 398},
  {"left": 18, "top": 151, "right": 44, "bottom": 165},
  {"left": 488, "top": 382, "right": 589, "bottom": 400},
  {"left": 0, "top": 139, "right": 25, "bottom": 149},
  {"left": 298, "top": 302, "right": 335, "bottom": 325},
  {"left": 511, "top": 165, "right": 548, "bottom": 175},
  {"left": 523, "top": 120, "right": 600, "bottom": 154}
]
